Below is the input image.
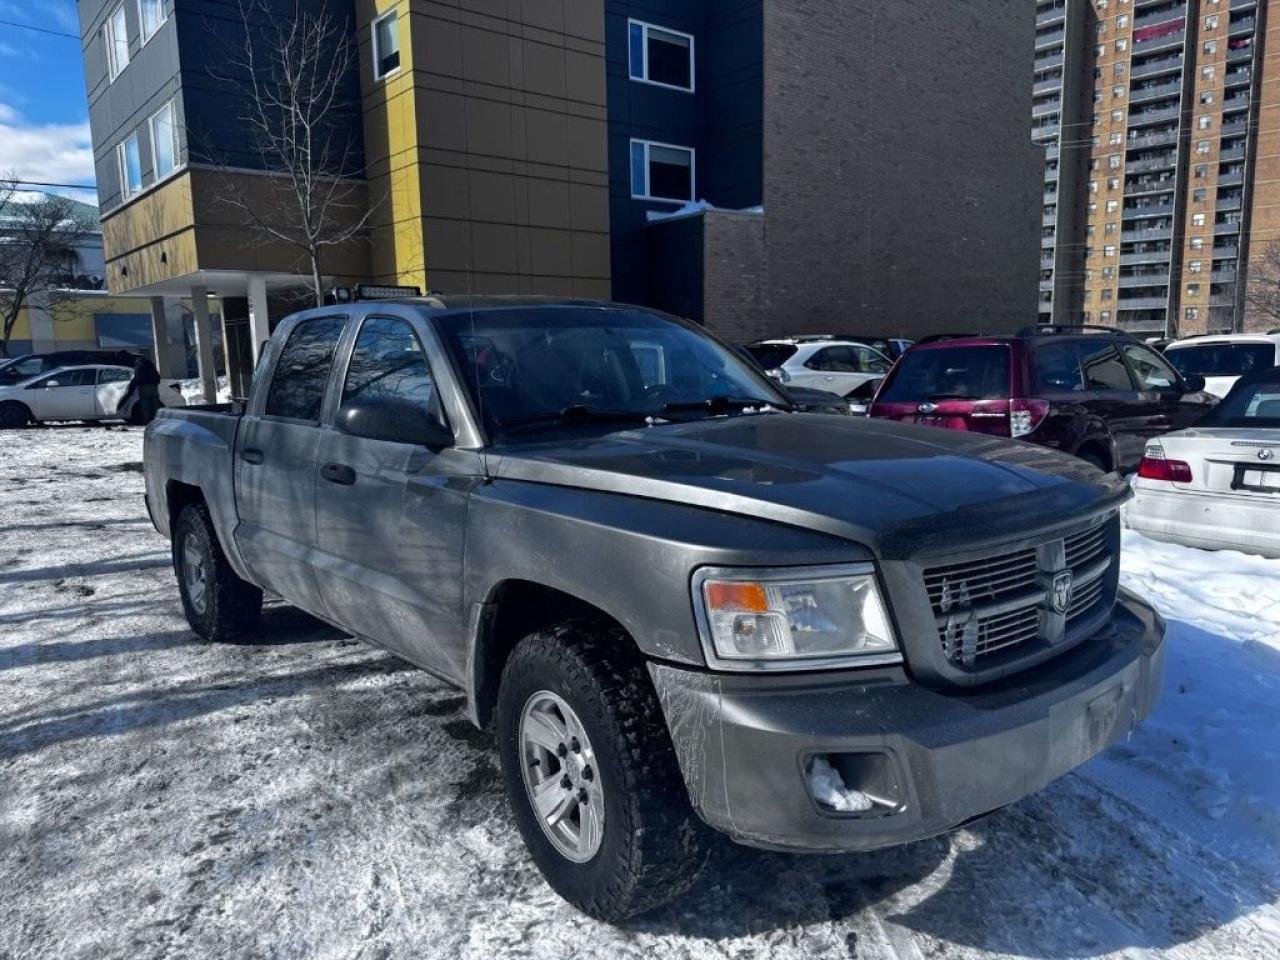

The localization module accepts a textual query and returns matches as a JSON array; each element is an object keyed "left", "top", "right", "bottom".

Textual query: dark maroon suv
[{"left": 869, "top": 326, "right": 1215, "bottom": 472}]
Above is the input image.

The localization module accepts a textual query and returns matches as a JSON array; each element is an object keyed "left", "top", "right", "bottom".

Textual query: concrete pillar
[
  {"left": 190, "top": 285, "right": 218, "bottom": 404},
  {"left": 149, "top": 296, "right": 184, "bottom": 378},
  {"left": 27, "top": 296, "right": 57, "bottom": 351},
  {"left": 248, "top": 274, "right": 271, "bottom": 365}
]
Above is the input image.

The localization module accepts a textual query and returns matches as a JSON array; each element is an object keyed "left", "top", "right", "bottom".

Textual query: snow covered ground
[{"left": 1, "top": 426, "right": 1278, "bottom": 960}]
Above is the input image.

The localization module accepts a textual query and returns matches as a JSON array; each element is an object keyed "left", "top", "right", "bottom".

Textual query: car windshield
[
  {"left": 744, "top": 343, "right": 798, "bottom": 370},
  {"left": 1166, "top": 343, "right": 1275, "bottom": 377},
  {"left": 1197, "top": 376, "right": 1280, "bottom": 428},
  {"left": 876, "top": 345, "right": 1010, "bottom": 403},
  {"left": 435, "top": 307, "right": 789, "bottom": 439}
]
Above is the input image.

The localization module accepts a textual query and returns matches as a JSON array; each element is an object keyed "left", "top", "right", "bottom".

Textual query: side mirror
[
  {"left": 335, "top": 397, "right": 453, "bottom": 448},
  {"left": 1183, "top": 374, "right": 1206, "bottom": 393}
]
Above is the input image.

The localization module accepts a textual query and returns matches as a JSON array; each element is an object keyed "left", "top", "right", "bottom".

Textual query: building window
[
  {"left": 1116, "top": 39, "right": 1127, "bottom": 52},
  {"left": 630, "top": 139, "right": 694, "bottom": 203},
  {"left": 1195, "top": 163, "right": 1208, "bottom": 178},
  {"left": 117, "top": 132, "right": 143, "bottom": 200},
  {"left": 1114, "top": 62, "right": 1125, "bottom": 76},
  {"left": 1104, "top": 244, "right": 1117, "bottom": 257},
  {"left": 1204, "top": 40, "right": 1217, "bottom": 55},
  {"left": 149, "top": 100, "right": 179, "bottom": 181},
  {"left": 1197, "top": 140, "right": 1211, "bottom": 154},
  {"left": 1108, "top": 176, "right": 1120, "bottom": 190},
  {"left": 1191, "top": 237, "right": 1205, "bottom": 250},
  {"left": 372, "top": 10, "right": 400, "bottom": 80},
  {"left": 1118, "top": 14, "right": 1129, "bottom": 27},
  {"left": 1189, "top": 260, "right": 1203, "bottom": 273},
  {"left": 1111, "top": 108, "right": 1124, "bottom": 122},
  {"left": 1108, "top": 154, "right": 1122, "bottom": 168},
  {"left": 628, "top": 20, "right": 694, "bottom": 92},
  {"left": 1106, "top": 199, "right": 1119, "bottom": 212},
  {"left": 139, "top": 0, "right": 166, "bottom": 43},
  {"left": 1192, "top": 213, "right": 1207, "bottom": 226},
  {"left": 1112, "top": 85, "right": 1125, "bottom": 98},
  {"left": 1102, "top": 289, "right": 1113, "bottom": 300},
  {"left": 1100, "top": 310, "right": 1112, "bottom": 321},
  {"left": 1206, "top": 14, "right": 1219, "bottom": 29},
  {"left": 1186, "top": 308, "right": 1199, "bottom": 321},
  {"left": 1194, "top": 188, "right": 1207, "bottom": 202},
  {"left": 1199, "top": 115, "right": 1212, "bottom": 130},
  {"left": 1201, "top": 91, "right": 1215, "bottom": 105},
  {"left": 1110, "top": 132, "right": 1122, "bottom": 144},
  {"left": 1103, "top": 266, "right": 1115, "bottom": 279},
  {"left": 104, "top": 3, "right": 129, "bottom": 81},
  {"left": 1203, "top": 66, "right": 1216, "bottom": 80},
  {"left": 1105, "top": 222, "right": 1117, "bottom": 235},
  {"left": 1187, "top": 283, "right": 1201, "bottom": 295}
]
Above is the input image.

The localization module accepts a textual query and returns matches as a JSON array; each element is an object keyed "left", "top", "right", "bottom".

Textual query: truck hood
[{"left": 490, "top": 414, "right": 1130, "bottom": 558}]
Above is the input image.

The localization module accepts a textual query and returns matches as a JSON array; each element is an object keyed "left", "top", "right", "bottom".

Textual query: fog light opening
[{"left": 805, "top": 752, "right": 902, "bottom": 817}]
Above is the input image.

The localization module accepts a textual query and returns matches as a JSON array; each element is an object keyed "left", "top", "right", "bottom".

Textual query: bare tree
[
  {"left": 1243, "top": 240, "right": 1280, "bottom": 331},
  {"left": 204, "top": 1, "right": 374, "bottom": 306},
  {"left": 0, "top": 174, "right": 92, "bottom": 358}
]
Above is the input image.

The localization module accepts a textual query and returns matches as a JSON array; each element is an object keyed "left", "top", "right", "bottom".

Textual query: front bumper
[
  {"left": 649, "top": 589, "right": 1165, "bottom": 852},
  {"left": 1126, "top": 485, "right": 1280, "bottom": 559}
]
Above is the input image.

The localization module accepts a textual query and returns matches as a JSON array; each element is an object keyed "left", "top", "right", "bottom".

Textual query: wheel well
[
  {"left": 165, "top": 480, "right": 206, "bottom": 532},
  {"left": 1076, "top": 439, "right": 1113, "bottom": 471},
  {"left": 471, "top": 580, "right": 628, "bottom": 729}
]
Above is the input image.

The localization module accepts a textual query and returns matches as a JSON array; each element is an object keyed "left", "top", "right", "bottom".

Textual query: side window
[
  {"left": 803, "top": 348, "right": 832, "bottom": 372},
  {"left": 264, "top": 316, "right": 347, "bottom": 421},
  {"left": 855, "top": 346, "right": 890, "bottom": 373},
  {"left": 1035, "top": 341, "right": 1085, "bottom": 391},
  {"left": 14, "top": 358, "right": 47, "bottom": 377},
  {"left": 98, "top": 367, "right": 132, "bottom": 385},
  {"left": 1122, "top": 343, "right": 1178, "bottom": 391},
  {"left": 1075, "top": 342, "right": 1133, "bottom": 391},
  {"left": 340, "top": 317, "right": 446, "bottom": 429},
  {"left": 36, "top": 370, "right": 95, "bottom": 388}
]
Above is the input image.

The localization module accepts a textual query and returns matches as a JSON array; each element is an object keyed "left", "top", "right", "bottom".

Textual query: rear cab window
[
  {"left": 263, "top": 315, "right": 347, "bottom": 421},
  {"left": 876, "top": 345, "right": 1011, "bottom": 403}
]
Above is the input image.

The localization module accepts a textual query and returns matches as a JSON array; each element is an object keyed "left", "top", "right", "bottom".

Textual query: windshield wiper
[
  {"left": 497, "top": 404, "right": 657, "bottom": 429},
  {"left": 660, "top": 395, "right": 792, "bottom": 415}
]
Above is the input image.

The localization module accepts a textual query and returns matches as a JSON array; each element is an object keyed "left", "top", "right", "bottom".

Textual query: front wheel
[
  {"left": 496, "top": 622, "right": 708, "bottom": 922},
  {"left": 173, "top": 503, "right": 263, "bottom": 641},
  {"left": 0, "top": 401, "right": 31, "bottom": 429}
]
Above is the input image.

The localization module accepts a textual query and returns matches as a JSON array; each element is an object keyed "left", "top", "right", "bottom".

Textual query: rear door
[
  {"left": 234, "top": 313, "right": 349, "bottom": 614},
  {"left": 1072, "top": 340, "right": 1148, "bottom": 472},
  {"left": 94, "top": 366, "right": 133, "bottom": 417},
  {"left": 312, "top": 313, "right": 478, "bottom": 679},
  {"left": 798, "top": 345, "right": 888, "bottom": 396}
]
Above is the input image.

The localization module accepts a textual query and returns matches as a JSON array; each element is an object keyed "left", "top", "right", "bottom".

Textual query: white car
[
  {"left": 1127, "top": 368, "right": 1280, "bottom": 558},
  {"left": 1163, "top": 332, "right": 1280, "bottom": 398},
  {"left": 0, "top": 364, "right": 185, "bottom": 428},
  {"left": 745, "top": 337, "right": 893, "bottom": 399}
]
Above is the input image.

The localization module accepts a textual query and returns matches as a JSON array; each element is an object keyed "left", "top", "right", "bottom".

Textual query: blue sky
[{"left": 0, "top": 0, "right": 97, "bottom": 203}]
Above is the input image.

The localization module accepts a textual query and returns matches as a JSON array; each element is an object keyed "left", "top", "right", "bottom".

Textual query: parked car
[
  {"left": 731, "top": 345, "right": 852, "bottom": 414},
  {"left": 1162, "top": 332, "right": 1280, "bottom": 398},
  {"left": 0, "top": 364, "right": 184, "bottom": 427},
  {"left": 836, "top": 335, "right": 914, "bottom": 360},
  {"left": 745, "top": 337, "right": 892, "bottom": 398},
  {"left": 869, "top": 327, "right": 1215, "bottom": 473},
  {"left": 145, "top": 297, "right": 1164, "bottom": 922},
  {"left": 0, "top": 349, "right": 141, "bottom": 385},
  {"left": 1127, "top": 366, "right": 1280, "bottom": 557}
]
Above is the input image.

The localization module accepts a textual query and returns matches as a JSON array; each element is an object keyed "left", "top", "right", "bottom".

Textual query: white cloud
[{"left": 0, "top": 103, "right": 96, "bottom": 204}]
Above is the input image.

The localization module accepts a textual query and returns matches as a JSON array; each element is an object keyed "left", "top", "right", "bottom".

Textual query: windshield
[
  {"left": 744, "top": 343, "right": 798, "bottom": 370},
  {"left": 1198, "top": 377, "right": 1280, "bottom": 428},
  {"left": 1166, "top": 343, "right": 1275, "bottom": 378},
  {"left": 876, "top": 345, "right": 1011, "bottom": 403},
  {"left": 434, "top": 307, "right": 789, "bottom": 440}
]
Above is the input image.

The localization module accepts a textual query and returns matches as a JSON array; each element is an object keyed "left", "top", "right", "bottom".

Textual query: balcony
[
  {"left": 1217, "top": 193, "right": 1243, "bottom": 211},
  {"left": 1134, "top": 3, "right": 1188, "bottom": 29},
  {"left": 1033, "top": 124, "right": 1061, "bottom": 144},
  {"left": 1119, "top": 272, "right": 1171, "bottom": 287},
  {"left": 1121, "top": 249, "right": 1173, "bottom": 265},
  {"left": 1211, "top": 268, "right": 1238, "bottom": 283},
  {"left": 1126, "top": 177, "right": 1177, "bottom": 196},
  {"left": 1130, "top": 54, "right": 1183, "bottom": 80},
  {"left": 1035, "top": 27, "right": 1066, "bottom": 49},
  {"left": 1036, "top": 51, "right": 1065, "bottom": 70},
  {"left": 1135, "top": 29, "right": 1186, "bottom": 55},
  {"left": 1041, "top": 255, "right": 1056, "bottom": 268},
  {"left": 1229, "top": 15, "right": 1258, "bottom": 35},
  {"left": 1221, "top": 118, "right": 1249, "bottom": 136},
  {"left": 1130, "top": 80, "right": 1182, "bottom": 103},
  {"left": 1042, "top": 234, "right": 1057, "bottom": 248},
  {"left": 1231, "top": 0, "right": 1257, "bottom": 9},
  {"left": 1033, "top": 98, "right": 1062, "bottom": 118},
  {"left": 1116, "top": 295, "right": 1172, "bottom": 310},
  {"left": 1209, "top": 295, "right": 1237, "bottom": 308},
  {"left": 1128, "top": 129, "right": 1179, "bottom": 148},
  {"left": 1043, "top": 210, "right": 1058, "bottom": 226},
  {"left": 1123, "top": 202, "right": 1175, "bottom": 219},
  {"left": 1225, "top": 66, "right": 1253, "bottom": 87},
  {"left": 1212, "top": 244, "right": 1240, "bottom": 258},
  {"left": 1123, "top": 226, "right": 1174, "bottom": 242},
  {"left": 1127, "top": 154, "right": 1178, "bottom": 173},
  {"left": 1129, "top": 105, "right": 1183, "bottom": 128},
  {"left": 1227, "top": 43, "right": 1255, "bottom": 63},
  {"left": 1219, "top": 170, "right": 1245, "bottom": 186},
  {"left": 1034, "top": 76, "right": 1063, "bottom": 96},
  {"left": 1215, "top": 220, "right": 1242, "bottom": 235},
  {"left": 1037, "top": 4, "right": 1067, "bottom": 25}
]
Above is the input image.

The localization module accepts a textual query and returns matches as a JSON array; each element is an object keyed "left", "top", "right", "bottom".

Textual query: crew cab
[{"left": 144, "top": 297, "right": 1166, "bottom": 922}]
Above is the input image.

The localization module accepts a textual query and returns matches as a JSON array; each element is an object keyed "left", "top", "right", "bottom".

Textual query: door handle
[
  {"left": 241, "top": 448, "right": 264, "bottom": 465},
  {"left": 321, "top": 462, "right": 357, "bottom": 486}
]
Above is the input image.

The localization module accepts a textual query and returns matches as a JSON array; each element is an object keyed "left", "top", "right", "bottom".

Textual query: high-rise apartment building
[
  {"left": 78, "top": 0, "right": 1041, "bottom": 387},
  {"left": 1034, "top": 0, "right": 1271, "bottom": 337}
]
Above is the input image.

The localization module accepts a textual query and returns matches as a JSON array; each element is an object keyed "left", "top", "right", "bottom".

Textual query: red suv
[{"left": 868, "top": 327, "right": 1214, "bottom": 473}]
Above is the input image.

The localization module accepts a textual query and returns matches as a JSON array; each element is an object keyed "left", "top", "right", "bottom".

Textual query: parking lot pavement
[{"left": 2, "top": 426, "right": 1278, "bottom": 960}]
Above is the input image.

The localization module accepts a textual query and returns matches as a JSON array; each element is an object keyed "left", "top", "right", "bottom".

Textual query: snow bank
[
  {"left": 177, "top": 375, "right": 231, "bottom": 404},
  {"left": 806, "top": 756, "right": 876, "bottom": 813}
]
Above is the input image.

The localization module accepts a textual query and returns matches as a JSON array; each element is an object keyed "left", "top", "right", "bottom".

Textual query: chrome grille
[{"left": 924, "top": 514, "right": 1117, "bottom": 668}]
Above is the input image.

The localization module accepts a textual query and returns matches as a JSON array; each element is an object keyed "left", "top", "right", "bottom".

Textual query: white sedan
[
  {"left": 1127, "top": 368, "right": 1280, "bottom": 558},
  {"left": 0, "top": 364, "right": 185, "bottom": 428}
]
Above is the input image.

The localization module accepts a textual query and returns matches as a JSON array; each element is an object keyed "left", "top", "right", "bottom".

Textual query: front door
[
  {"left": 25, "top": 368, "right": 98, "bottom": 420},
  {"left": 233, "top": 314, "right": 348, "bottom": 615},
  {"left": 312, "top": 315, "right": 476, "bottom": 681},
  {"left": 1074, "top": 340, "right": 1148, "bottom": 472},
  {"left": 1121, "top": 342, "right": 1216, "bottom": 436}
]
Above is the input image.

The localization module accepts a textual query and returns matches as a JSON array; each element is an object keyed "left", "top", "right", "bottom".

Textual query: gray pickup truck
[{"left": 144, "top": 296, "right": 1166, "bottom": 921}]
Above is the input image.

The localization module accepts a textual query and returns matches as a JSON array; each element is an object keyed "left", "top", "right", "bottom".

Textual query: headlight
[{"left": 693, "top": 565, "right": 901, "bottom": 671}]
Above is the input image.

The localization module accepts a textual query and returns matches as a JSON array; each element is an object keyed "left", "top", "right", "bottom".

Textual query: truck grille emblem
[
  {"left": 1259, "top": 448, "right": 1274, "bottom": 462},
  {"left": 1051, "top": 571, "right": 1073, "bottom": 614}
]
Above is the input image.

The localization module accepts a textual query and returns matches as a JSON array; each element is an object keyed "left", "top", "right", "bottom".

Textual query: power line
[
  {"left": 0, "top": 18, "right": 79, "bottom": 40},
  {"left": 6, "top": 179, "right": 98, "bottom": 191}
]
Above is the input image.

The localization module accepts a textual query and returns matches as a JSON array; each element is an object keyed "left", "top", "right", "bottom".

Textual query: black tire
[
  {"left": 173, "top": 503, "right": 263, "bottom": 641},
  {"left": 496, "top": 621, "right": 708, "bottom": 922},
  {"left": 0, "top": 401, "right": 31, "bottom": 429}
]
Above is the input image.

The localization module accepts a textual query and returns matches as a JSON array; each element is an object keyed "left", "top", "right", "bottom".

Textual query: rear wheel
[
  {"left": 496, "top": 621, "right": 708, "bottom": 922},
  {"left": 174, "top": 503, "right": 263, "bottom": 641},
  {"left": 1078, "top": 450, "right": 1108, "bottom": 472},
  {"left": 0, "top": 401, "right": 32, "bottom": 428}
]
